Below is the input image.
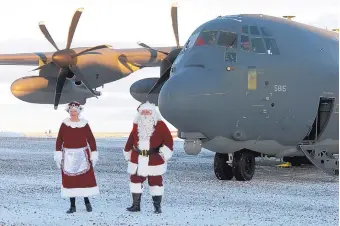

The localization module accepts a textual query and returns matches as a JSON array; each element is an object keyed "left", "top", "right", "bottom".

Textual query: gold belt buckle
[{"left": 141, "top": 150, "right": 147, "bottom": 156}]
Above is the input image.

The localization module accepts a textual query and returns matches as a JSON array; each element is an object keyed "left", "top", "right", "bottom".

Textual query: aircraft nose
[{"left": 158, "top": 67, "right": 223, "bottom": 132}]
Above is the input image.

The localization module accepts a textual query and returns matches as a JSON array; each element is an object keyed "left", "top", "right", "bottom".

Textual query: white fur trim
[
  {"left": 148, "top": 163, "right": 167, "bottom": 176},
  {"left": 127, "top": 161, "right": 166, "bottom": 176},
  {"left": 127, "top": 162, "right": 138, "bottom": 174},
  {"left": 138, "top": 140, "right": 150, "bottom": 150},
  {"left": 123, "top": 149, "right": 131, "bottom": 161},
  {"left": 63, "top": 118, "right": 88, "bottom": 128},
  {"left": 129, "top": 182, "right": 143, "bottom": 193},
  {"left": 137, "top": 155, "right": 149, "bottom": 177},
  {"left": 61, "top": 185, "right": 99, "bottom": 197},
  {"left": 149, "top": 186, "right": 164, "bottom": 196},
  {"left": 160, "top": 145, "right": 173, "bottom": 161},
  {"left": 90, "top": 151, "right": 98, "bottom": 161}
]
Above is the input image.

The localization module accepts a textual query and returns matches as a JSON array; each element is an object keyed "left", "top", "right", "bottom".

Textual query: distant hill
[
  {"left": 0, "top": 131, "right": 25, "bottom": 137},
  {"left": 23, "top": 131, "right": 178, "bottom": 138}
]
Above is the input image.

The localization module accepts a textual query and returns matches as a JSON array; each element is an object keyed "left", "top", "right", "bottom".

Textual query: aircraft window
[
  {"left": 241, "top": 35, "right": 250, "bottom": 51},
  {"left": 263, "top": 38, "right": 280, "bottom": 55},
  {"left": 260, "top": 27, "right": 272, "bottom": 36},
  {"left": 217, "top": 31, "right": 237, "bottom": 48},
  {"left": 184, "top": 32, "right": 200, "bottom": 50},
  {"left": 225, "top": 52, "right": 237, "bottom": 63},
  {"left": 242, "top": 25, "right": 249, "bottom": 34},
  {"left": 195, "top": 30, "right": 219, "bottom": 46},
  {"left": 250, "top": 26, "right": 261, "bottom": 35},
  {"left": 251, "top": 38, "right": 266, "bottom": 53}
]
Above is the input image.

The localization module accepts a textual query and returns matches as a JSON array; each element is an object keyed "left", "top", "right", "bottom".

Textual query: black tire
[
  {"left": 214, "top": 153, "right": 234, "bottom": 180},
  {"left": 232, "top": 150, "right": 255, "bottom": 181},
  {"left": 290, "top": 159, "right": 302, "bottom": 166}
]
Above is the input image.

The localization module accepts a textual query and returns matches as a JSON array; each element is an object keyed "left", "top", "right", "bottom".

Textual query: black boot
[
  {"left": 84, "top": 197, "right": 92, "bottom": 212},
  {"left": 66, "top": 197, "right": 76, "bottom": 214},
  {"left": 152, "top": 196, "right": 162, "bottom": 214},
  {"left": 126, "top": 193, "right": 141, "bottom": 212}
]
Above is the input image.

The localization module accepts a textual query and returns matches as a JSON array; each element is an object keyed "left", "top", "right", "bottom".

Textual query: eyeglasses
[{"left": 140, "top": 109, "right": 152, "bottom": 115}]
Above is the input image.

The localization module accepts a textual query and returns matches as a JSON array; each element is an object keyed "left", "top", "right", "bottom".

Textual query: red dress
[{"left": 55, "top": 118, "right": 99, "bottom": 197}]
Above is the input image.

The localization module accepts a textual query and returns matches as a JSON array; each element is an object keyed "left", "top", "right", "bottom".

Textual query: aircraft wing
[{"left": 0, "top": 52, "right": 53, "bottom": 66}]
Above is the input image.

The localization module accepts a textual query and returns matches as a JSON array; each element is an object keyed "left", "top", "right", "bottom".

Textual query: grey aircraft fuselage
[{"left": 158, "top": 14, "right": 339, "bottom": 157}]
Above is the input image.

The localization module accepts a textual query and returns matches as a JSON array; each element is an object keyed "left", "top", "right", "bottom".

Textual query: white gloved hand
[
  {"left": 54, "top": 151, "right": 62, "bottom": 169},
  {"left": 159, "top": 152, "right": 165, "bottom": 161},
  {"left": 90, "top": 151, "right": 99, "bottom": 167},
  {"left": 123, "top": 150, "right": 131, "bottom": 161}
]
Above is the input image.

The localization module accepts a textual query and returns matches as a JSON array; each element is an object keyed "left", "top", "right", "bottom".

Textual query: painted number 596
[{"left": 274, "top": 85, "right": 286, "bottom": 92}]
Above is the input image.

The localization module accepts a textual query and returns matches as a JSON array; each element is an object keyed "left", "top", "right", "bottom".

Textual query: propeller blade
[
  {"left": 54, "top": 68, "right": 68, "bottom": 109},
  {"left": 69, "top": 65, "right": 100, "bottom": 98},
  {"left": 118, "top": 54, "right": 151, "bottom": 72},
  {"left": 73, "top": 44, "right": 112, "bottom": 57},
  {"left": 171, "top": 3, "right": 180, "bottom": 48},
  {"left": 66, "top": 8, "right": 84, "bottom": 49},
  {"left": 30, "top": 62, "right": 52, "bottom": 72},
  {"left": 39, "top": 22, "right": 60, "bottom": 51},
  {"left": 147, "top": 59, "right": 172, "bottom": 95},
  {"left": 137, "top": 42, "right": 169, "bottom": 55}
]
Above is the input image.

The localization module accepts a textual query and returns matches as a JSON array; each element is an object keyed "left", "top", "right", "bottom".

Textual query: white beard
[{"left": 137, "top": 115, "right": 155, "bottom": 150}]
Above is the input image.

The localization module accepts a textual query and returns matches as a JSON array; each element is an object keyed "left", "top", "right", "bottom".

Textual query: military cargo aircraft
[
  {"left": 0, "top": 6, "right": 180, "bottom": 109},
  {"left": 0, "top": 4, "right": 338, "bottom": 181},
  {"left": 130, "top": 13, "right": 339, "bottom": 181}
]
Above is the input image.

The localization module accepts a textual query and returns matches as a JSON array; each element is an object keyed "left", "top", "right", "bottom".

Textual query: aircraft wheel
[
  {"left": 232, "top": 150, "right": 255, "bottom": 181},
  {"left": 214, "top": 153, "right": 234, "bottom": 180}
]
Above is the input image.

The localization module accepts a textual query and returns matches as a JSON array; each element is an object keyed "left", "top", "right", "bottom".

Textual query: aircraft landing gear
[
  {"left": 232, "top": 150, "right": 256, "bottom": 181},
  {"left": 214, "top": 150, "right": 256, "bottom": 181},
  {"left": 214, "top": 153, "right": 234, "bottom": 180}
]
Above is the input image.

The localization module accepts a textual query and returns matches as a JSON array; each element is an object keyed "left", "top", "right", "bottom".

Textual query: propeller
[
  {"left": 33, "top": 8, "right": 111, "bottom": 109},
  {"left": 136, "top": 3, "right": 183, "bottom": 96}
]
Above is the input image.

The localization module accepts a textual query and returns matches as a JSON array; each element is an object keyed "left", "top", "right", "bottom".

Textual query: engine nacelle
[
  {"left": 10, "top": 76, "right": 86, "bottom": 104},
  {"left": 74, "top": 81, "right": 82, "bottom": 86},
  {"left": 130, "top": 77, "right": 161, "bottom": 105},
  {"left": 64, "top": 68, "right": 75, "bottom": 80}
]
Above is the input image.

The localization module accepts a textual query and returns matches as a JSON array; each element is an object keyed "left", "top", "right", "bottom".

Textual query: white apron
[{"left": 62, "top": 147, "right": 90, "bottom": 176}]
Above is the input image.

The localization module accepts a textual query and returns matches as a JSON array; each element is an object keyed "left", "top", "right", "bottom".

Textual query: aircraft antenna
[{"left": 283, "top": 16, "right": 295, "bottom": 20}]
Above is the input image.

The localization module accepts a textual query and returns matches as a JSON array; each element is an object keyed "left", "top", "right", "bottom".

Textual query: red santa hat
[{"left": 65, "top": 101, "right": 84, "bottom": 114}]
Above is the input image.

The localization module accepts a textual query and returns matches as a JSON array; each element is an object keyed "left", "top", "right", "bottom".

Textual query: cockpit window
[
  {"left": 195, "top": 30, "right": 219, "bottom": 46},
  {"left": 250, "top": 26, "right": 261, "bottom": 35},
  {"left": 251, "top": 38, "right": 266, "bottom": 53},
  {"left": 217, "top": 31, "right": 237, "bottom": 48},
  {"left": 242, "top": 25, "right": 249, "bottom": 34},
  {"left": 241, "top": 35, "right": 250, "bottom": 51},
  {"left": 260, "top": 27, "right": 272, "bottom": 36},
  {"left": 183, "top": 32, "right": 200, "bottom": 51},
  {"left": 263, "top": 38, "right": 280, "bottom": 55}
]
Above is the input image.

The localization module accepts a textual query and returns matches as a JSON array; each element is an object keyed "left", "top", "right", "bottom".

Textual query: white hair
[
  {"left": 133, "top": 101, "right": 161, "bottom": 125},
  {"left": 65, "top": 101, "right": 84, "bottom": 114}
]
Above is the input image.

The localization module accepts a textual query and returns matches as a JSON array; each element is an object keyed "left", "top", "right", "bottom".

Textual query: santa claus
[
  {"left": 123, "top": 101, "right": 174, "bottom": 214},
  {"left": 54, "top": 101, "right": 99, "bottom": 214}
]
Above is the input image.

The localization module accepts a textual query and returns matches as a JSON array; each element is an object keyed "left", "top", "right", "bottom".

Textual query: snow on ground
[{"left": 0, "top": 137, "right": 338, "bottom": 226}]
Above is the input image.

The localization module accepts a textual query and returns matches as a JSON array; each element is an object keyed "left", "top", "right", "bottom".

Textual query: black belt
[{"left": 133, "top": 144, "right": 163, "bottom": 157}]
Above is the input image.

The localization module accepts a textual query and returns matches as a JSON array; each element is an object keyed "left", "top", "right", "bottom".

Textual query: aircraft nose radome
[{"left": 158, "top": 67, "right": 220, "bottom": 132}]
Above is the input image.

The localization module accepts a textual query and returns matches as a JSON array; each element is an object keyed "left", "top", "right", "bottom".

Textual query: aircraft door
[{"left": 303, "top": 97, "right": 336, "bottom": 141}]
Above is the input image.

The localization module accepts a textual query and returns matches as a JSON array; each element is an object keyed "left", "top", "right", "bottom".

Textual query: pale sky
[{"left": 0, "top": 0, "right": 339, "bottom": 132}]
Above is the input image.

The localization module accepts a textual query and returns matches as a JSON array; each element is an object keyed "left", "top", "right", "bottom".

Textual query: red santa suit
[
  {"left": 123, "top": 102, "right": 174, "bottom": 196},
  {"left": 55, "top": 118, "right": 99, "bottom": 197}
]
